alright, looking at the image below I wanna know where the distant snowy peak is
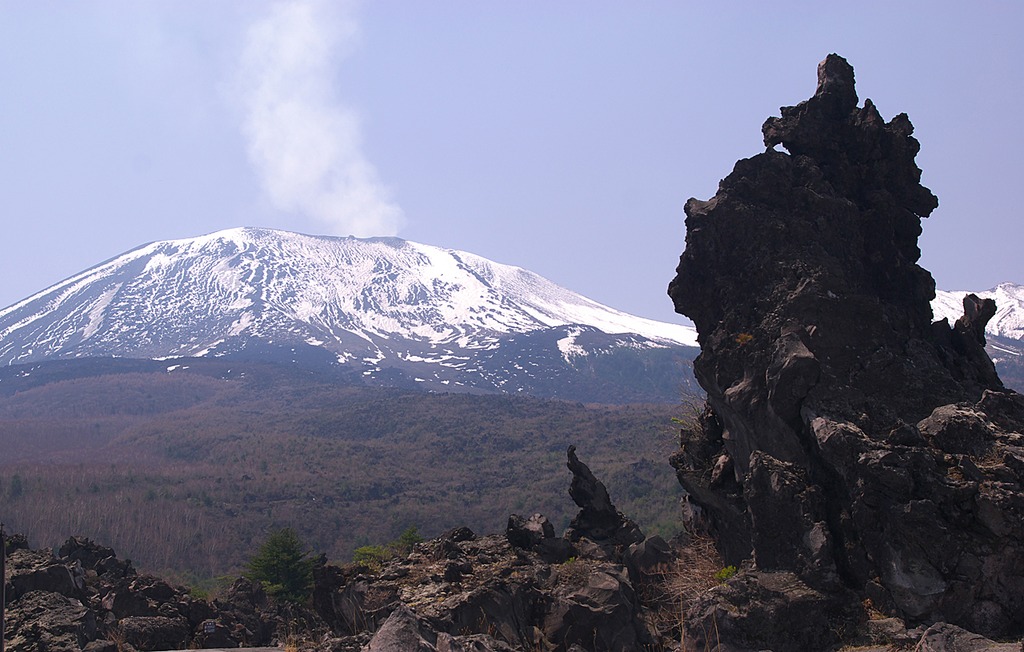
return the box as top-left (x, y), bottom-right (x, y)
top-left (0, 227), bottom-right (696, 368)
top-left (932, 283), bottom-right (1024, 341)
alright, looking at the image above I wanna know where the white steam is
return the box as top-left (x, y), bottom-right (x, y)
top-left (236, 0), bottom-right (404, 236)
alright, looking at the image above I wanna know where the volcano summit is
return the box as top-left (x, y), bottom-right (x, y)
top-left (0, 228), bottom-right (699, 403)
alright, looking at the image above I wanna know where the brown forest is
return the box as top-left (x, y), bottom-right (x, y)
top-left (0, 362), bottom-right (688, 587)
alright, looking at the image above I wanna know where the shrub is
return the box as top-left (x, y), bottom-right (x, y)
top-left (352, 544), bottom-right (389, 568)
top-left (351, 526), bottom-right (423, 570)
top-left (714, 565), bottom-right (737, 582)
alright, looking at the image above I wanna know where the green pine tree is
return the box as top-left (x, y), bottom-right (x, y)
top-left (394, 525), bottom-right (424, 554)
top-left (244, 528), bottom-right (314, 603)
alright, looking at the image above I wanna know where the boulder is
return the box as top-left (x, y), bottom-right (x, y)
top-left (505, 513), bottom-right (572, 563)
top-left (60, 536), bottom-right (116, 571)
top-left (6, 547), bottom-right (84, 599)
top-left (683, 571), bottom-right (860, 652)
top-left (439, 579), bottom-right (543, 649)
top-left (914, 622), bottom-right (1021, 652)
top-left (543, 564), bottom-right (654, 652)
top-left (4, 531), bottom-right (29, 553)
top-left (505, 513), bottom-right (552, 549)
top-left (117, 615), bottom-right (190, 651)
top-left (101, 582), bottom-right (161, 619)
top-left (361, 604), bottom-right (520, 652)
top-left (212, 576), bottom-right (279, 645)
top-left (3, 590), bottom-right (97, 652)
top-left (363, 605), bottom-right (437, 652)
top-left (58, 536), bottom-right (136, 580)
top-left (623, 535), bottom-right (674, 585)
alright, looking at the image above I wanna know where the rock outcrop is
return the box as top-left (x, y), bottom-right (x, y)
top-left (564, 444), bottom-right (645, 550)
top-left (669, 54), bottom-right (1024, 649)
top-left (327, 448), bottom-right (662, 652)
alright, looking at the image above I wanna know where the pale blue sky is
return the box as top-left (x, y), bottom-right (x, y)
top-left (0, 2), bottom-right (1020, 324)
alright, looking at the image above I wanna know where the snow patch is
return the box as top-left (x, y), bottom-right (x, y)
top-left (82, 284), bottom-right (122, 340)
top-left (143, 253), bottom-right (174, 273)
top-left (557, 327), bottom-right (588, 361)
top-left (227, 312), bottom-right (254, 337)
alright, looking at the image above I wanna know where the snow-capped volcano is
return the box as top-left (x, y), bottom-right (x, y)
top-left (0, 228), bottom-right (699, 402)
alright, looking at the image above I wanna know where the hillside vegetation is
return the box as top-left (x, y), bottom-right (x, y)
top-left (0, 359), bottom-right (688, 584)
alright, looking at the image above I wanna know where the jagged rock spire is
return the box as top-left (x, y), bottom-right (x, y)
top-left (668, 55), bottom-right (1023, 648)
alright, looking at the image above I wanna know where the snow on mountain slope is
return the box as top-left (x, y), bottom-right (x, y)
top-left (931, 283), bottom-right (1024, 341)
top-left (0, 228), bottom-right (698, 402)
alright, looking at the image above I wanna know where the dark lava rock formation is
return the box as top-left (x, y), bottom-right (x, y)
top-left (669, 54), bottom-right (1024, 649)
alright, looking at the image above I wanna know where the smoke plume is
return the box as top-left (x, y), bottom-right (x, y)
top-left (237, 0), bottom-right (404, 236)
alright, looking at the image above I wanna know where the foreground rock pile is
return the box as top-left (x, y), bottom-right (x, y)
top-left (3, 449), bottom-right (688, 651)
top-left (669, 54), bottom-right (1024, 650)
top-left (1, 533), bottom-right (321, 651)
top-left (8, 442), bottom-right (1017, 652)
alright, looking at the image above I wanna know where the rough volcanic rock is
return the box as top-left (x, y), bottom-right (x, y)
top-left (622, 534), bottom-right (673, 586)
top-left (304, 451), bottom-right (662, 651)
top-left (505, 513), bottom-right (554, 550)
top-left (1, 534), bottom-right (296, 651)
top-left (564, 445), bottom-right (645, 549)
top-left (59, 536), bottom-right (136, 580)
top-left (210, 576), bottom-right (325, 646)
top-left (6, 547), bottom-right (85, 600)
top-left (914, 622), bottom-right (1022, 652)
top-left (362, 604), bottom-right (520, 652)
top-left (542, 563), bottom-right (653, 651)
top-left (684, 570), bottom-right (860, 652)
top-left (326, 530), bottom-right (655, 652)
top-left (505, 513), bottom-right (572, 563)
top-left (117, 615), bottom-right (190, 651)
top-left (363, 605), bottom-right (438, 652)
top-left (8, 528), bottom-right (625, 651)
top-left (100, 575), bottom-right (183, 619)
top-left (4, 590), bottom-right (97, 652)
top-left (4, 531), bottom-right (30, 553)
top-left (8, 472), bottom-right (1007, 651)
top-left (668, 53), bottom-right (1024, 647)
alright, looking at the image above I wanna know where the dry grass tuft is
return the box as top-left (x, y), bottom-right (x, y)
top-left (665, 532), bottom-right (726, 613)
top-left (633, 531), bottom-right (728, 649)
top-left (556, 556), bottom-right (597, 592)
